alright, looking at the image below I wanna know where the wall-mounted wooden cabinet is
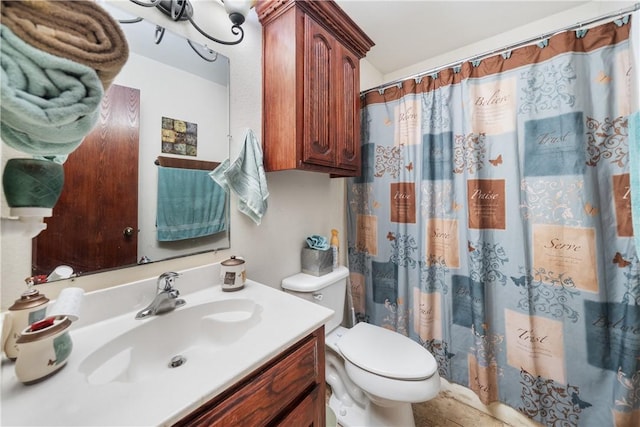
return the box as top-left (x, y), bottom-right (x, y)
top-left (257, 0), bottom-right (374, 177)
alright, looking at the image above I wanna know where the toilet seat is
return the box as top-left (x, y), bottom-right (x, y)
top-left (337, 322), bottom-right (437, 380)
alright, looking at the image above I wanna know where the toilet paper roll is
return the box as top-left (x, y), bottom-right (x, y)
top-left (47, 265), bottom-right (73, 282)
top-left (48, 287), bottom-right (84, 322)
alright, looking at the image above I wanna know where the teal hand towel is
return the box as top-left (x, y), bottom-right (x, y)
top-left (0, 25), bottom-right (104, 157)
top-left (157, 166), bottom-right (228, 241)
top-left (210, 129), bottom-right (269, 225)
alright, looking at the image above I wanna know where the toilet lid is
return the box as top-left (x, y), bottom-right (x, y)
top-left (337, 322), bottom-right (437, 380)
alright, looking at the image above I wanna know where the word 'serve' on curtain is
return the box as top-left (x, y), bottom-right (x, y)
top-left (347, 11), bottom-right (640, 427)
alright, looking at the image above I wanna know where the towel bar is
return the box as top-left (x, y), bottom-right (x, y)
top-left (155, 156), bottom-right (220, 171)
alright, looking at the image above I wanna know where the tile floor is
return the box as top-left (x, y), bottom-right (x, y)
top-left (328, 387), bottom-right (542, 427)
top-left (412, 390), bottom-right (512, 427)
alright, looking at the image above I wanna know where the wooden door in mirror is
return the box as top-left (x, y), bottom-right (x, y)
top-left (32, 84), bottom-right (140, 277)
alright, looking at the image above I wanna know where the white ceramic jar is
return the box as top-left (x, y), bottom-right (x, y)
top-left (220, 255), bottom-right (246, 292)
top-left (15, 316), bottom-right (73, 384)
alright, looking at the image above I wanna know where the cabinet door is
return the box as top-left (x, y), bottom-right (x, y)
top-left (335, 44), bottom-right (360, 174)
top-left (303, 16), bottom-right (336, 168)
top-left (276, 387), bottom-right (323, 427)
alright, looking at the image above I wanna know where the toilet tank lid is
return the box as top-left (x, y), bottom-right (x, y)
top-left (281, 266), bottom-right (349, 292)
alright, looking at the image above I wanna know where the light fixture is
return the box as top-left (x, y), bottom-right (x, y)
top-left (129, 0), bottom-right (255, 45)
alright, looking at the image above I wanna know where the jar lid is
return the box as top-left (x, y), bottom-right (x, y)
top-left (8, 289), bottom-right (49, 311)
top-left (16, 317), bottom-right (72, 344)
top-left (222, 255), bottom-right (245, 266)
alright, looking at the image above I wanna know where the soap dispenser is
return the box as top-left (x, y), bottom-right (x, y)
top-left (2, 288), bottom-right (49, 360)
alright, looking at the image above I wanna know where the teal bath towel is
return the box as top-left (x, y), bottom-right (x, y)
top-left (0, 25), bottom-right (104, 157)
top-left (210, 129), bottom-right (269, 225)
top-left (157, 166), bottom-right (228, 241)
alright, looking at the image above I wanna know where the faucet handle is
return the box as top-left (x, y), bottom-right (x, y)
top-left (157, 271), bottom-right (180, 291)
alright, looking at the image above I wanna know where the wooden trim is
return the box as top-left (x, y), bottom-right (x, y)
top-left (155, 156), bottom-right (220, 171)
top-left (256, 0), bottom-right (375, 58)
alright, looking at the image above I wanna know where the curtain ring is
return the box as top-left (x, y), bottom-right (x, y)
top-left (614, 14), bottom-right (629, 26)
top-left (575, 28), bottom-right (588, 39)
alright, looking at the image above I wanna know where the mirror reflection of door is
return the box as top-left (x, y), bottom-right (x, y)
top-left (32, 84), bottom-right (140, 277)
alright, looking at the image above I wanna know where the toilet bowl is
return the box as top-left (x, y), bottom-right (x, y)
top-left (282, 266), bottom-right (440, 427)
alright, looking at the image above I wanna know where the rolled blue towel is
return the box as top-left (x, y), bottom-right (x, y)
top-left (306, 235), bottom-right (329, 250)
top-left (0, 25), bottom-right (104, 157)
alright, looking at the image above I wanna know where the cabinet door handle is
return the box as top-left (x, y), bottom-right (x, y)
top-left (312, 292), bottom-right (323, 301)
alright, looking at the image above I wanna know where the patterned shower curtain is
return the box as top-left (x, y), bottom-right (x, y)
top-left (346, 14), bottom-right (639, 427)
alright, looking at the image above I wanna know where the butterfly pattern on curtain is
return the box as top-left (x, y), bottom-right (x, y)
top-left (346, 16), bottom-right (639, 427)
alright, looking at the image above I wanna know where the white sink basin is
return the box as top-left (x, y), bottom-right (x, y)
top-left (79, 298), bottom-right (261, 385)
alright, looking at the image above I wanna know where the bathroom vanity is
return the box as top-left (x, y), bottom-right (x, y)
top-left (175, 328), bottom-right (325, 426)
top-left (1, 264), bottom-right (332, 426)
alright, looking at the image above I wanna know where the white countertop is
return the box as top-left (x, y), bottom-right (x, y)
top-left (1, 264), bottom-right (333, 426)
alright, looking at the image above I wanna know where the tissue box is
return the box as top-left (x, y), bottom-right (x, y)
top-left (301, 247), bottom-right (332, 276)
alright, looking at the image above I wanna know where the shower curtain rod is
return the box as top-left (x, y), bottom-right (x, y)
top-left (361, 2), bottom-right (640, 96)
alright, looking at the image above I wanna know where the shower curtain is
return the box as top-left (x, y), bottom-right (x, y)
top-left (346, 14), bottom-right (639, 427)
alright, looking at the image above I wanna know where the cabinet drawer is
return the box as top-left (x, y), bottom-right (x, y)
top-left (174, 334), bottom-right (320, 426)
top-left (276, 386), bottom-right (320, 427)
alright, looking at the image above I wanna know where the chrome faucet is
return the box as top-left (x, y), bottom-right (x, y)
top-left (135, 271), bottom-right (186, 319)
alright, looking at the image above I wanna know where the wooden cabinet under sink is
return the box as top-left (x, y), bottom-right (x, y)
top-left (256, 0), bottom-right (374, 177)
top-left (173, 327), bottom-right (325, 426)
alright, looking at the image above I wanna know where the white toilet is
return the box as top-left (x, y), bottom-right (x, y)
top-left (282, 266), bottom-right (440, 427)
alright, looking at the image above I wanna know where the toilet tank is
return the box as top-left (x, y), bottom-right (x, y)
top-left (281, 266), bottom-right (349, 334)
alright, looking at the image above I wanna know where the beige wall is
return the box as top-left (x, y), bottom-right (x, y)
top-left (2, 1), bottom-right (637, 307)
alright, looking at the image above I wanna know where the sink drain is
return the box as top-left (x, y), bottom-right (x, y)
top-left (169, 355), bottom-right (187, 368)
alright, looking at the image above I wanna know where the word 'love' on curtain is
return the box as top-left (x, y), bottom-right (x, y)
top-left (347, 13), bottom-right (639, 427)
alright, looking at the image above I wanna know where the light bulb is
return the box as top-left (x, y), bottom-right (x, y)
top-left (223, 0), bottom-right (255, 26)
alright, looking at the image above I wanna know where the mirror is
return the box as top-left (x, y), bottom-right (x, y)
top-left (30, 3), bottom-right (230, 282)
